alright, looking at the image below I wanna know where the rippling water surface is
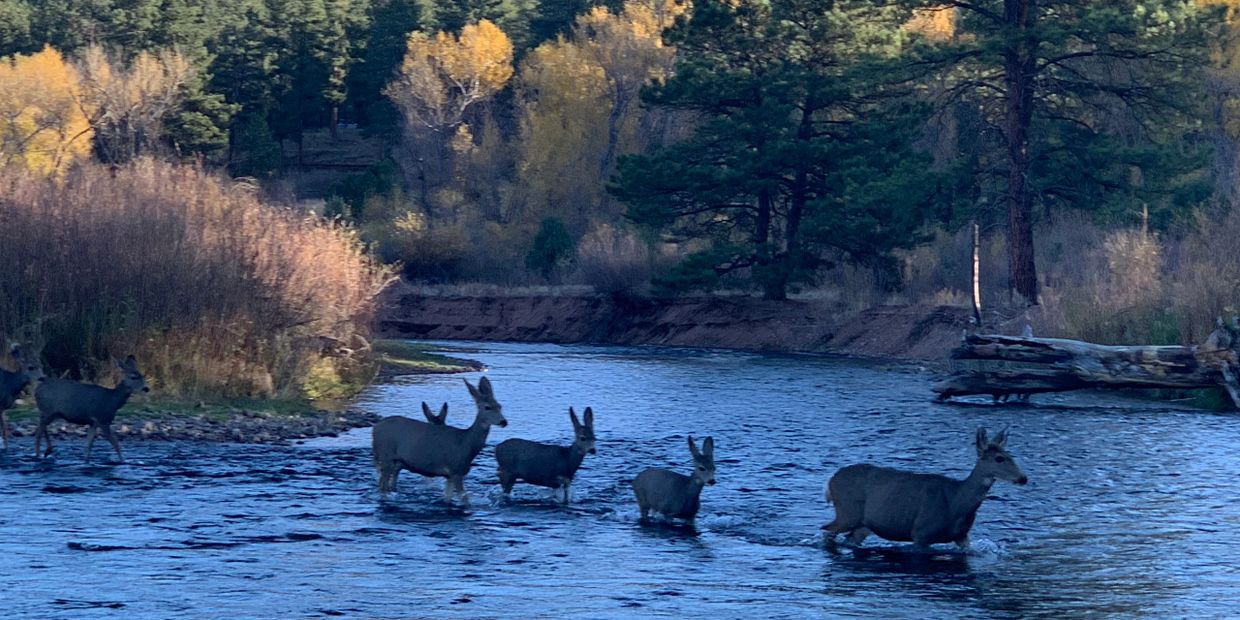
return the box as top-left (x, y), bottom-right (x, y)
top-left (2, 342), bottom-right (1240, 618)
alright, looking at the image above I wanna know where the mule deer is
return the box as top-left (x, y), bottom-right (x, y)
top-left (422, 402), bottom-right (448, 425)
top-left (495, 406), bottom-right (596, 504)
top-left (823, 427), bottom-right (1028, 550)
top-left (371, 377), bottom-right (506, 503)
top-left (33, 355), bottom-right (148, 462)
top-left (1, 344), bottom-right (45, 449)
top-left (632, 436), bottom-right (716, 522)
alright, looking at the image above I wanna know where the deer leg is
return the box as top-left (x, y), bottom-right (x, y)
top-left (562, 480), bottom-right (571, 505)
top-left (83, 423), bottom-right (98, 463)
top-left (845, 527), bottom-right (871, 547)
top-left (102, 425), bottom-right (123, 463)
top-left (955, 535), bottom-right (970, 551)
top-left (35, 416), bottom-right (53, 458)
top-left (1, 411), bottom-right (8, 450)
top-left (454, 477), bottom-right (468, 506)
top-left (497, 468), bottom-right (514, 495)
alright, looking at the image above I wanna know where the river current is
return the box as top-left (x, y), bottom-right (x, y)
top-left (2, 342), bottom-right (1238, 618)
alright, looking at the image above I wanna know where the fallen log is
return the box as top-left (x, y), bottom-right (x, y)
top-left (934, 320), bottom-right (1240, 408)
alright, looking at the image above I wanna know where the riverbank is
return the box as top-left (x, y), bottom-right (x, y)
top-left (377, 284), bottom-right (987, 361)
top-left (3, 340), bottom-right (485, 446)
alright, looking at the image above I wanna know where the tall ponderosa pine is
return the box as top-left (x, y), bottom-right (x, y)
top-left (613, 0), bottom-right (938, 300)
top-left (909, 1), bottom-right (1223, 305)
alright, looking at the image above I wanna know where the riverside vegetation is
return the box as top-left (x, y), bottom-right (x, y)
top-left (4, 0), bottom-right (1240, 424)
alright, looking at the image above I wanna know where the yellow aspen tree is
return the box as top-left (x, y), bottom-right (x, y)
top-left (512, 0), bottom-right (685, 231)
top-left (75, 46), bottom-right (194, 163)
top-left (575, 0), bottom-right (683, 177)
top-left (514, 38), bottom-right (611, 230)
top-left (384, 19), bottom-right (515, 220)
top-left (0, 46), bottom-right (93, 176)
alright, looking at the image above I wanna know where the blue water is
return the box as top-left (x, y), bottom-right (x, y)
top-left (1, 342), bottom-right (1238, 618)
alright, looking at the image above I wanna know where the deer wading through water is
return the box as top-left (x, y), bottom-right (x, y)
top-left (371, 377), bottom-right (506, 503)
top-left (823, 427), bottom-right (1028, 550)
top-left (495, 406), bottom-right (596, 504)
top-left (34, 355), bottom-right (149, 462)
top-left (632, 436), bottom-right (716, 523)
top-left (0, 344), bottom-right (45, 450)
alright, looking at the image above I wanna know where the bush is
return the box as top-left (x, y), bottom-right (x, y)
top-left (0, 159), bottom-right (392, 400)
top-left (525, 217), bottom-right (575, 281)
top-left (576, 224), bottom-right (653, 296)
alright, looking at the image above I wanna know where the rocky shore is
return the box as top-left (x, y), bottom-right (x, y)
top-left (7, 407), bottom-right (383, 445)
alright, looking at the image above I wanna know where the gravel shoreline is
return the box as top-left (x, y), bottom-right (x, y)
top-left (8, 408), bottom-right (383, 445)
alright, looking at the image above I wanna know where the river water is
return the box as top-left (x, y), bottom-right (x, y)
top-left (2, 342), bottom-right (1239, 618)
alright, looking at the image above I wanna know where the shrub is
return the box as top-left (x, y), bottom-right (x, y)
top-left (525, 217), bottom-right (575, 281)
top-left (576, 224), bottom-right (653, 296)
top-left (0, 159), bottom-right (392, 400)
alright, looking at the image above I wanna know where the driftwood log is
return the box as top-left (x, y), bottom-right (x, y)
top-left (934, 319), bottom-right (1240, 408)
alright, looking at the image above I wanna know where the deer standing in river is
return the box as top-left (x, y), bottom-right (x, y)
top-left (823, 427), bottom-right (1027, 550)
top-left (1, 344), bottom-right (45, 449)
top-left (371, 377), bottom-right (506, 503)
top-left (632, 436), bottom-right (716, 522)
top-left (33, 355), bottom-right (148, 462)
top-left (495, 407), bottom-right (596, 504)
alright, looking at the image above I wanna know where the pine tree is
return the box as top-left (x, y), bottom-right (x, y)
top-left (906, 0), bottom-right (1224, 305)
top-left (612, 0), bottom-right (939, 300)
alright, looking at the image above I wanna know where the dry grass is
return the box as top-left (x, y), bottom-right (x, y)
top-left (0, 159), bottom-right (392, 399)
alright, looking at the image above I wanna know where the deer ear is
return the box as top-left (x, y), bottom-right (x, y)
top-left (569, 407), bottom-right (581, 430)
top-left (422, 401), bottom-right (434, 418)
top-left (687, 435), bottom-right (699, 458)
top-left (992, 427), bottom-right (1009, 448)
top-left (702, 436), bottom-right (714, 458)
top-left (976, 427), bottom-right (989, 455)
top-left (478, 376), bottom-right (493, 396)
top-left (583, 407), bottom-right (594, 428)
top-left (438, 403), bottom-right (448, 420)
top-left (464, 379), bottom-right (480, 398)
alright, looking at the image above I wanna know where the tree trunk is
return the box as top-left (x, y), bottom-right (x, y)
top-left (934, 329), bottom-right (1240, 407)
top-left (330, 105), bottom-right (340, 140)
top-left (765, 102), bottom-right (816, 302)
top-left (1003, 0), bottom-right (1039, 305)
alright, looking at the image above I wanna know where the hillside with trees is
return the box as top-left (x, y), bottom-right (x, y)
top-left (2, 0), bottom-right (1240, 396)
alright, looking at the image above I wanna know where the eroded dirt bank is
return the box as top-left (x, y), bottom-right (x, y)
top-left (378, 287), bottom-right (977, 360)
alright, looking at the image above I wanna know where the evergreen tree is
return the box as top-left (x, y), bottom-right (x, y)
top-left (0, 0), bottom-right (33, 56)
top-left (907, 0), bottom-right (1224, 305)
top-left (612, 0), bottom-right (938, 300)
top-left (350, 0), bottom-right (422, 131)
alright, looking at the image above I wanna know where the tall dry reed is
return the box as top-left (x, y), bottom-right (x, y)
top-left (0, 159), bottom-right (392, 399)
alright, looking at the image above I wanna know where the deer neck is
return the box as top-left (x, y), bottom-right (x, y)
top-left (566, 444), bottom-right (588, 473)
top-left (953, 464), bottom-right (995, 517)
top-left (464, 413), bottom-right (493, 456)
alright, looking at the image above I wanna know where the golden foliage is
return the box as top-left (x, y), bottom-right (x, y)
top-left (0, 160), bottom-right (392, 398)
top-left (906, 6), bottom-right (956, 42)
top-left (0, 46), bottom-right (92, 176)
top-left (75, 45), bottom-right (194, 161)
top-left (513, 0), bottom-right (682, 230)
top-left (385, 19), bottom-right (515, 130)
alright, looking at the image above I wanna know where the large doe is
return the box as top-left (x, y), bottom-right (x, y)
top-left (371, 377), bottom-right (506, 503)
top-left (0, 344), bottom-right (45, 450)
top-left (33, 355), bottom-right (149, 462)
top-left (632, 436), bottom-right (716, 523)
top-left (823, 427), bottom-right (1028, 550)
top-left (495, 406), bottom-right (596, 504)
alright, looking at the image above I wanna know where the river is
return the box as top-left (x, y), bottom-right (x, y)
top-left (1, 342), bottom-right (1238, 618)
